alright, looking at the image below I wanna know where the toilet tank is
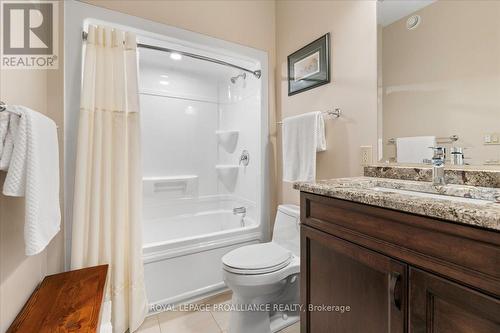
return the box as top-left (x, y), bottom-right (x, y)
top-left (272, 204), bottom-right (300, 256)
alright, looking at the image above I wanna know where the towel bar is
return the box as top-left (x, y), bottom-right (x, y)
top-left (387, 135), bottom-right (458, 145)
top-left (276, 108), bottom-right (341, 125)
top-left (0, 100), bottom-right (59, 129)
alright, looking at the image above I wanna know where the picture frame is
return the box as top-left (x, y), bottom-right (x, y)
top-left (287, 33), bottom-right (330, 96)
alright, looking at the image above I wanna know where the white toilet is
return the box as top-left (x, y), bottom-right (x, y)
top-left (222, 204), bottom-right (300, 333)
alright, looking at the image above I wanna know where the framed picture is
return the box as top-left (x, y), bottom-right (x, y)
top-left (287, 33), bottom-right (330, 96)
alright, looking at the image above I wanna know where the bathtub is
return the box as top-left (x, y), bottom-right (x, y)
top-left (143, 196), bottom-right (261, 311)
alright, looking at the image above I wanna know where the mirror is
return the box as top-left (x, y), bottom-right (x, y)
top-left (377, 0), bottom-right (500, 167)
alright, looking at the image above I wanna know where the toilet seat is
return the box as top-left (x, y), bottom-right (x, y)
top-left (223, 256), bottom-right (300, 287)
top-left (222, 243), bottom-right (292, 275)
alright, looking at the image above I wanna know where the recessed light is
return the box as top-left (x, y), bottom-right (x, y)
top-left (160, 74), bottom-right (169, 78)
top-left (185, 106), bottom-right (195, 115)
top-left (159, 80), bottom-right (170, 85)
top-left (170, 53), bottom-right (182, 60)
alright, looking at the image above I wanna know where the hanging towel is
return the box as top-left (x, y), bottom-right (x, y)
top-left (282, 111), bottom-right (326, 182)
top-left (2, 105), bottom-right (61, 256)
top-left (0, 112), bottom-right (21, 171)
top-left (396, 136), bottom-right (436, 164)
top-left (0, 112), bottom-right (9, 158)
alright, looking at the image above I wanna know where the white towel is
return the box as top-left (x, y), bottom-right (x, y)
top-left (0, 112), bottom-right (9, 157)
top-left (282, 111), bottom-right (326, 182)
top-left (396, 136), bottom-right (436, 164)
top-left (2, 105), bottom-right (61, 256)
top-left (0, 112), bottom-right (20, 171)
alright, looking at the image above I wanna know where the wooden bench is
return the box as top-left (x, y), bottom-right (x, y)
top-left (7, 265), bottom-right (108, 333)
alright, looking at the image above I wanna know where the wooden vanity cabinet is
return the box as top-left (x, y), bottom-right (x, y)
top-left (300, 192), bottom-right (500, 333)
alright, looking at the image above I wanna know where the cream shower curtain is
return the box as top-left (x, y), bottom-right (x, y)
top-left (71, 25), bottom-right (147, 333)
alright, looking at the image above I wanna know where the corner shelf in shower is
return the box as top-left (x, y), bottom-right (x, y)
top-left (215, 165), bottom-right (240, 192)
top-left (216, 130), bottom-right (239, 153)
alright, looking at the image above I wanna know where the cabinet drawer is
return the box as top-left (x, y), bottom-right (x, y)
top-left (301, 192), bottom-right (500, 297)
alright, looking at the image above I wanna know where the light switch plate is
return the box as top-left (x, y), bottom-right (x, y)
top-left (360, 146), bottom-right (373, 166)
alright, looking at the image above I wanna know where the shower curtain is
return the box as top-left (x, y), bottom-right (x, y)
top-left (71, 25), bottom-right (147, 333)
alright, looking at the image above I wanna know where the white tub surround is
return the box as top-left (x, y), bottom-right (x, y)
top-left (70, 25), bottom-right (147, 333)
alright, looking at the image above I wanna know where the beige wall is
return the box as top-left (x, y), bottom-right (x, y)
top-left (380, 0), bottom-right (500, 165)
top-left (276, 0), bottom-right (378, 204)
top-left (0, 1), bottom-right (65, 331)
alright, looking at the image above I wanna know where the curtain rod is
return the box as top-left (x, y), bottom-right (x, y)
top-left (81, 31), bottom-right (261, 79)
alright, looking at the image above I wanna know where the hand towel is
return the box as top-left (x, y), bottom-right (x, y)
top-left (3, 105), bottom-right (61, 256)
top-left (0, 112), bottom-right (20, 171)
top-left (282, 111), bottom-right (326, 182)
top-left (396, 136), bottom-right (436, 164)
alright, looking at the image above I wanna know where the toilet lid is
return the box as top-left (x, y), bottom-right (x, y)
top-left (222, 243), bottom-right (292, 274)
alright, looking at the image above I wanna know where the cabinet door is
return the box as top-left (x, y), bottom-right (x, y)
top-left (301, 225), bottom-right (407, 333)
top-left (409, 268), bottom-right (500, 333)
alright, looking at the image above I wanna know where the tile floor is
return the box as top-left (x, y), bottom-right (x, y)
top-left (137, 291), bottom-right (300, 333)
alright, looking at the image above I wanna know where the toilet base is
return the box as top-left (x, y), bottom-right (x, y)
top-left (227, 274), bottom-right (300, 333)
top-left (228, 295), bottom-right (300, 333)
top-left (229, 294), bottom-right (272, 333)
top-left (228, 308), bottom-right (299, 333)
top-left (270, 314), bottom-right (299, 333)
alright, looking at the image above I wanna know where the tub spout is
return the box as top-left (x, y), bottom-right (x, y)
top-left (233, 207), bottom-right (246, 215)
top-left (233, 207), bottom-right (246, 227)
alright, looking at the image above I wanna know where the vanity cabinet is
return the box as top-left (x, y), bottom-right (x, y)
top-left (300, 192), bottom-right (500, 333)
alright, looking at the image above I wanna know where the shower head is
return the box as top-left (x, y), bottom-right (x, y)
top-left (230, 72), bottom-right (246, 84)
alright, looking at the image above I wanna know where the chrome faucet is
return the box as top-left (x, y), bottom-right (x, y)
top-left (233, 206), bottom-right (246, 227)
top-left (430, 147), bottom-right (446, 186)
top-left (450, 147), bottom-right (466, 165)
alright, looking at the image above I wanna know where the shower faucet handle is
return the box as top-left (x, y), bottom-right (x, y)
top-left (239, 150), bottom-right (250, 166)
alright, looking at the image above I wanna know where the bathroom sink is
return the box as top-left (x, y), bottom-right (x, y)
top-left (371, 186), bottom-right (492, 205)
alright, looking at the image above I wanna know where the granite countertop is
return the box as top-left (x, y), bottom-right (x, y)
top-left (364, 164), bottom-right (500, 188)
top-left (294, 177), bottom-right (500, 231)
